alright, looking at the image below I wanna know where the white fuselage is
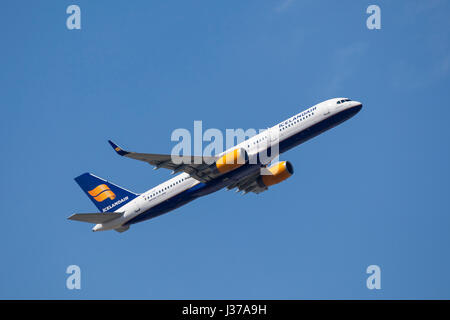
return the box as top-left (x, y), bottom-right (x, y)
top-left (93, 98), bottom-right (362, 231)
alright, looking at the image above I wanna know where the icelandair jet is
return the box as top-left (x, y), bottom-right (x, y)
top-left (69, 98), bottom-right (362, 232)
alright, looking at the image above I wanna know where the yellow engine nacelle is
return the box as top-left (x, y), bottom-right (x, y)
top-left (215, 148), bottom-right (248, 174)
top-left (258, 161), bottom-right (294, 187)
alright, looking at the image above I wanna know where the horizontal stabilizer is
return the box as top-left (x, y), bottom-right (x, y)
top-left (68, 212), bottom-right (123, 224)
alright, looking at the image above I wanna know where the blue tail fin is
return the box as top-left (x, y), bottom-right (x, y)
top-left (74, 173), bottom-right (138, 213)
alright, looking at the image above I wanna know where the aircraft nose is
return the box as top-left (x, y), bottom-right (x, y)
top-left (352, 101), bottom-right (363, 112)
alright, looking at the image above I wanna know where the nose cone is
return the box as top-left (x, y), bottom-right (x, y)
top-left (351, 101), bottom-right (363, 113)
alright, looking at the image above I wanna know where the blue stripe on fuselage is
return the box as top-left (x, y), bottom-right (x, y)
top-left (125, 164), bottom-right (261, 225)
top-left (126, 106), bottom-right (361, 225)
top-left (125, 183), bottom-right (205, 225)
top-left (279, 105), bottom-right (361, 153)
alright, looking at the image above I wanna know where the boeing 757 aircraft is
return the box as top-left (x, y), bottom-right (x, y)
top-left (69, 98), bottom-right (362, 232)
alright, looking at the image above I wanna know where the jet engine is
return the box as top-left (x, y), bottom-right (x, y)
top-left (257, 161), bottom-right (294, 187)
top-left (214, 148), bottom-right (248, 174)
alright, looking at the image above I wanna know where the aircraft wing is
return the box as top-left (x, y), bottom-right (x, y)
top-left (108, 140), bottom-right (219, 182)
top-left (225, 167), bottom-right (272, 194)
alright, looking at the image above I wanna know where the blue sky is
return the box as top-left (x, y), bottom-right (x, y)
top-left (1, 0), bottom-right (449, 299)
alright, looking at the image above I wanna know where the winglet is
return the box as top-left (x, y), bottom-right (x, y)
top-left (108, 140), bottom-right (129, 156)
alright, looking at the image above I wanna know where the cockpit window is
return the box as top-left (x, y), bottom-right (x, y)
top-left (337, 99), bottom-right (352, 104)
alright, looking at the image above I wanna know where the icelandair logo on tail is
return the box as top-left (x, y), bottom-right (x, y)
top-left (88, 184), bottom-right (116, 202)
top-left (101, 196), bottom-right (128, 212)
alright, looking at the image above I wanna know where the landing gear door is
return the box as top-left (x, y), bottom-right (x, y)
top-left (266, 127), bottom-right (280, 163)
top-left (132, 199), bottom-right (141, 214)
top-left (323, 103), bottom-right (331, 116)
top-left (269, 126), bottom-right (280, 146)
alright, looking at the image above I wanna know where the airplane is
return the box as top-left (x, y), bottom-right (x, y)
top-left (69, 98), bottom-right (362, 232)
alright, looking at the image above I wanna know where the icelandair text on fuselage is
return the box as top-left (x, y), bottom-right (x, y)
top-left (279, 106), bottom-right (317, 129)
